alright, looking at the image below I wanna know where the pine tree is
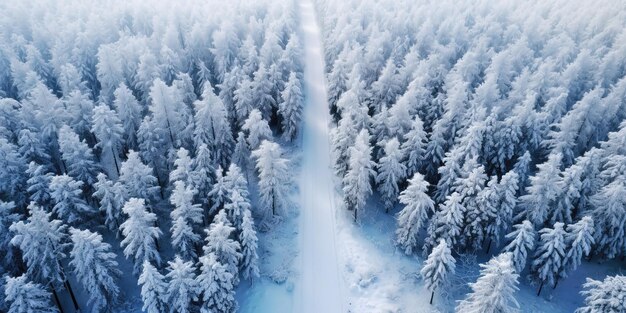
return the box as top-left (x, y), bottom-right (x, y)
top-left (65, 90), bottom-right (94, 139)
top-left (208, 167), bottom-right (229, 215)
top-left (69, 227), bottom-right (121, 313)
top-left (10, 204), bottom-right (68, 285)
top-left (165, 256), bottom-right (199, 313)
top-left (503, 220), bottom-right (536, 273)
top-left (18, 129), bottom-right (51, 168)
top-left (92, 104), bottom-right (124, 175)
top-left (232, 132), bottom-right (251, 172)
top-left (250, 64), bottom-right (276, 119)
top-left (532, 222), bottom-right (567, 294)
top-left (93, 173), bottom-right (126, 231)
top-left (421, 239), bottom-right (456, 305)
top-left (233, 76), bottom-right (255, 125)
top-left (343, 129), bottom-right (375, 221)
top-left (4, 275), bottom-right (58, 313)
top-left (138, 261), bottom-right (167, 313)
top-left (49, 174), bottom-right (94, 224)
top-left (203, 211), bottom-right (242, 283)
top-left (120, 198), bottom-right (162, 273)
top-left (170, 148), bottom-right (193, 186)
top-left (396, 173), bottom-right (434, 255)
top-left (239, 209), bottom-right (260, 281)
top-left (113, 83), bottom-right (142, 150)
top-left (224, 188), bottom-right (251, 233)
top-left (455, 253), bottom-right (520, 313)
top-left (424, 192), bottom-right (465, 252)
top-left (147, 78), bottom-right (193, 149)
top-left (189, 144), bottom-right (215, 208)
top-left (243, 109), bottom-right (272, 150)
top-left (576, 275), bottom-right (626, 313)
top-left (376, 138), bottom-right (407, 212)
top-left (58, 125), bottom-right (100, 186)
top-left (590, 174), bottom-right (626, 258)
top-left (170, 181), bottom-right (203, 260)
top-left (279, 72), bottom-right (303, 141)
top-left (26, 162), bottom-right (52, 206)
top-left (458, 162), bottom-right (488, 250)
top-left (193, 83), bottom-right (234, 167)
top-left (119, 151), bottom-right (160, 201)
top-left (252, 140), bottom-right (290, 218)
top-left (520, 153), bottom-right (563, 226)
top-left (564, 216), bottom-right (595, 272)
top-left (401, 116), bottom-right (428, 177)
top-left (0, 138), bottom-right (28, 206)
top-left (0, 201), bottom-right (20, 270)
top-left (197, 252), bottom-right (237, 313)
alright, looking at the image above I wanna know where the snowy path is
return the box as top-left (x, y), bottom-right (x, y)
top-left (295, 0), bottom-right (346, 312)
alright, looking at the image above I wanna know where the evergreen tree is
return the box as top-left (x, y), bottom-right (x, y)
top-left (590, 174), bottom-right (626, 258)
top-left (120, 198), bottom-right (162, 273)
top-left (65, 90), bottom-right (94, 139)
top-left (239, 209), bottom-right (260, 281)
top-left (279, 72), bottom-right (303, 141)
top-left (170, 181), bottom-right (203, 260)
top-left (189, 144), bottom-right (215, 207)
top-left (165, 256), bottom-right (199, 313)
top-left (193, 83), bottom-right (234, 167)
top-left (396, 173), bottom-right (434, 255)
top-left (138, 261), bottom-right (167, 313)
top-left (69, 227), bottom-right (121, 313)
top-left (421, 239), bottom-right (456, 305)
top-left (250, 64), bottom-right (276, 119)
top-left (147, 78), bottom-right (193, 149)
top-left (92, 104), bottom-right (124, 175)
top-left (424, 192), bottom-right (464, 252)
top-left (503, 220), bottom-right (536, 273)
top-left (532, 222), bottom-right (567, 294)
top-left (119, 151), bottom-right (160, 201)
top-left (26, 162), bottom-right (52, 206)
top-left (0, 138), bottom-right (27, 206)
top-left (93, 173), bottom-right (126, 231)
top-left (242, 109), bottom-right (272, 150)
top-left (400, 116), bottom-right (427, 177)
top-left (0, 201), bottom-right (21, 270)
top-left (58, 125), bottom-right (100, 186)
top-left (49, 174), bottom-right (94, 224)
top-left (520, 153), bottom-right (563, 226)
top-left (232, 132), bottom-right (251, 172)
top-left (343, 129), bottom-right (375, 221)
top-left (170, 148), bottom-right (193, 186)
top-left (197, 252), bottom-right (237, 313)
top-left (10, 204), bottom-right (68, 285)
top-left (203, 211), bottom-right (242, 283)
top-left (4, 275), bottom-right (58, 313)
top-left (564, 216), bottom-right (595, 272)
top-left (376, 138), bottom-right (407, 212)
top-left (252, 140), bottom-right (290, 218)
top-left (18, 129), bottom-right (51, 168)
top-left (208, 167), bottom-right (229, 215)
top-left (455, 253), bottom-right (520, 313)
top-left (576, 275), bottom-right (626, 313)
top-left (113, 83), bottom-right (142, 150)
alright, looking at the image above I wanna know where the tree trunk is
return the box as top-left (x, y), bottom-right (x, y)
top-left (537, 280), bottom-right (544, 296)
top-left (429, 291), bottom-right (435, 305)
top-left (112, 147), bottom-right (120, 176)
top-left (51, 285), bottom-right (64, 313)
top-left (553, 277), bottom-right (559, 289)
top-left (64, 279), bottom-right (79, 311)
top-left (485, 238), bottom-right (492, 254)
top-left (353, 207), bottom-right (357, 222)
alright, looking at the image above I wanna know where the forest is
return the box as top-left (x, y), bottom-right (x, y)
top-left (0, 0), bottom-right (625, 312)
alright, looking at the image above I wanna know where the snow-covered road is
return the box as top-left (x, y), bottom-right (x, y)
top-left (295, 0), bottom-right (346, 312)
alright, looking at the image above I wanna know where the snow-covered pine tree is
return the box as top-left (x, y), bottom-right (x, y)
top-left (520, 153), bottom-right (563, 227)
top-left (203, 210), bottom-right (242, 284)
top-left (65, 90), bottom-right (94, 140)
top-left (26, 162), bottom-right (52, 206)
top-left (252, 140), bottom-right (290, 219)
top-left (457, 161), bottom-right (488, 250)
top-left (532, 222), bottom-right (567, 295)
top-left (576, 274), bottom-right (626, 313)
top-left (250, 64), bottom-right (276, 119)
top-left (224, 188), bottom-right (251, 233)
top-left (93, 173), bottom-right (126, 232)
top-left (146, 78), bottom-right (193, 150)
top-left (455, 253), bottom-right (520, 313)
top-left (0, 138), bottom-right (28, 206)
top-left (113, 83), bottom-right (142, 150)
top-left (239, 209), bottom-right (260, 281)
top-left (343, 129), bottom-right (375, 221)
top-left (400, 116), bottom-right (428, 178)
top-left (396, 172), bottom-right (435, 255)
top-left (18, 129), bottom-right (51, 169)
top-left (138, 261), bottom-right (167, 313)
top-left (564, 216), bottom-right (595, 273)
top-left (10, 204), bottom-right (68, 286)
top-left (590, 173), bottom-right (626, 259)
top-left (193, 83), bottom-right (234, 167)
top-left (197, 252), bottom-right (237, 313)
top-left (232, 132), bottom-right (251, 172)
top-left (233, 76), bottom-right (256, 126)
top-left (208, 166), bottom-right (229, 215)
top-left (170, 148), bottom-right (193, 186)
top-left (92, 103), bottom-right (124, 176)
top-left (120, 198), bottom-right (162, 273)
top-left (0, 201), bottom-right (20, 271)
top-left (503, 220), bottom-right (536, 273)
top-left (170, 181), bottom-right (203, 260)
top-left (119, 150), bottom-right (160, 201)
top-left (4, 275), bottom-right (58, 313)
top-left (189, 144), bottom-right (216, 207)
top-left (424, 192), bottom-right (465, 252)
top-left (49, 174), bottom-right (94, 224)
top-left (69, 227), bottom-right (121, 312)
top-left (279, 71), bottom-right (303, 141)
top-left (58, 125), bottom-right (100, 186)
top-left (421, 239), bottom-right (456, 305)
top-left (513, 151), bottom-right (532, 193)
top-left (243, 109), bottom-right (272, 150)
top-left (376, 138), bottom-right (407, 212)
top-left (165, 256), bottom-right (199, 313)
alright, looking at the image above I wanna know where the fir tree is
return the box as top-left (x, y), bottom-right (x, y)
top-left (26, 162), bottom-right (52, 206)
top-left (193, 83), bottom-right (234, 167)
top-left (120, 198), bottom-right (162, 273)
top-left (49, 174), bottom-right (94, 224)
top-left (58, 125), bottom-right (100, 186)
top-left (421, 239), bottom-right (456, 305)
top-left (197, 252), bottom-right (237, 313)
top-left (138, 261), bottom-right (167, 313)
top-left (252, 140), bottom-right (290, 218)
top-left (576, 275), bottom-right (626, 313)
top-left (170, 181), bottom-right (203, 260)
top-left (93, 173), bottom-right (126, 232)
top-left (564, 216), bottom-right (595, 272)
top-left (425, 192), bottom-right (465, 252)
top-left (69, 227), bottom-right (121, 313)
top-left (170, 148), bottom-right (193, 186)
top-left (4, 275), bottom-right (58, 313)
top-left (279, 71), bottom-right (303, 140)
top-left (376, 138), bottom-right (407, 212)
top-left (503, 220), bottom-right (536, 273)
top-left (113, 83), bottom-right (142, 150)
top-left (401, 116), bottom-right (428, 177)
top-left (243, 109), bottom-right (272, 150)
top-left (232, 132), bottom-right (251, 172)
top-left (119, 151), bottom-right (160, 201)
top-left (532, 222), bottom-right (567, 294)
top-left (590, 174), bottom-right (626, 259)
top-left (208, 167), bottom-right (229, 215)
top-left (203, 211), bottom-right (242, 283)
top-left (189, 144), bottom-right (215, 207)
top-left (92, 104), bottom-right (124, 175)
top-left (343, 129), bottom-right (375, 221)
top-left (396, 173), bottom-right (435, 255)
top-left (520, 153), bottom-right (563, 226)
top-left (165, 256), bottom-right (199, 313)
top-left (239, 209), bottom-right (260, 281)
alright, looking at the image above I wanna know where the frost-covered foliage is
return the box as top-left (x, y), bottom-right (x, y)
top-left (4, 275), bottom-right (58, 313)
top-left (252, 140), bottom-right (290, 218)
top-left (120, 198), bottom-right (162, 273)
top-left (396, 173), bottom-right (434, 255)
top-left (576, 275), bottom-right (626, 313)
top-left (421, 239), bottom-right (455, 304)
top-left (138, 261), bottom-right (167, 313)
